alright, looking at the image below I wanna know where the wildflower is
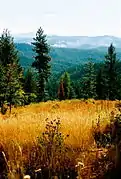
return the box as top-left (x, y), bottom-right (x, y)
top-left (75, 162), bottom-right (84, 168)
top-left (24, 175), bottom-right (31, 179)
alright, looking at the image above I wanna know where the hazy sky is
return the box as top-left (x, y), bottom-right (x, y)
top-left (0, 0), bottom-right (121, 36)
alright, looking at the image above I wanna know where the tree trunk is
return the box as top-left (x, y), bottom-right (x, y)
top-left (10, 102), bottom-right (12, 113)
top-left (115, 143), bottom-right (121, 169)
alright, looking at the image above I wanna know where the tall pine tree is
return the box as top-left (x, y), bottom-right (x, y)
top-left (0, 29), bottom-right (24, 112)
top-left (81, 59), bottom-right (97, 99)
top-left (46, 75), bottom-right (59, 100)
top-left (24, 68), bottom-right (37, 94)
top-left (32, 27), bottom-right (51, 101)
top-left (96, 67), bottom-right (106, 99)
top-left (58, 72), bottom-right (72, 100)
top-left (104, 44), bottom-right (119, 100)
top-left (24, 68), bottom-right (37, 104)
top-left (58, 79), bottom-right (65, 100)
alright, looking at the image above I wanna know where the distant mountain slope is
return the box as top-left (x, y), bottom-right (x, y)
top-left (48, 35), bottom-right (121, 48)
top-left (14, 34), bottom-right (121, 49)
top-left (16, 43), bottom-right (121, 73)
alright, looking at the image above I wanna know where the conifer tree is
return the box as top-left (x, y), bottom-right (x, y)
top-left (104, 44), bottom-right (119, 100)
top-left (24, 68), bottom-right (37, 104)
top-left (58, 79), bottom-right (65, 100)
top-left (0, 29), bottom-right (24, 112)
top-left (58, 72), bottom-right (72, 100)
top-left (69, 85), bottom-right (76, 99)
top-left (32, 27), bottom-right (51, 101)
top-left (63, 72), bottom-right (71, 99)
top-left (81, 59), bottom-right (97, 99)
top-left (96, 67), bottom-right (106, 99)
top-left (0, 65), bottom-right (6, 108)
top-left (46, 75), bottom-right (59, 100)
top-left (73, 80), bottom-right (82, 99)
top-left (5, 63), bottom-right (24, 112)
top-left (24, 68), bottom-right (37, 94)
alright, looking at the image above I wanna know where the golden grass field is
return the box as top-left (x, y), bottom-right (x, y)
top-left (0, 99), bottom-right (119, 177)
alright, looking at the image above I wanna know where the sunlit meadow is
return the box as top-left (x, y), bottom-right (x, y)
top-left (0, 99), bottom-right (119, 178)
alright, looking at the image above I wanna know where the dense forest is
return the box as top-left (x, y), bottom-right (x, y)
top-left (17, 43), bottom-right (121, 73)
top-left (0, 27), bottom-right (121, 113)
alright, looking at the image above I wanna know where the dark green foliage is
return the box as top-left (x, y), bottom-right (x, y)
top-left (0, 30), bottom-right (18, 66)
top-left (32, 27), bottom-right (51, 101)
top-left (19, 42), bottom-right (121, 101)
top-left (62, 72), bottom-right (71, 99)
top-left (46, 75), bottom-right (59, 100)
top-left (58, 72), bottom-right (73, 100)
top-left (58, 79), bottom-right (65, 100)
top-left (24, 93), bottom-right (37, 105)
top-left (81, 59), bottom-right (97, 99)
top-left (5, 63), bottom-right (24, 111)
top-left (69, 85), bottom-right (77, 99)
top-left (24, 68), bottom-right (36, 93)
top-left (1, 29), bottom-right (121, 107)
top-left (0, 65), bottom-right (6, 106)
top-left (16, 43), bottom-right (121, 74)
top-left (0, 29), bottom-right (24, 113)
top-left (24, 68), bottom-right (37, 104)
top-left (104, 44), bottom-right (119, 100)
top-left (0, 65), bottom-right (8, 114)
top-left (96, 67), bottom-right (106, 99)
top-left (96, 44), bottom-right (121, 100)
top-left (72, 80), bottom-right (82, 99)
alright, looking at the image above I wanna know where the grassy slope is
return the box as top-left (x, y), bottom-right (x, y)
top-left (0, 100), bottom-right (118, 148)
top-left (0, 99), bottom-right (119, 178)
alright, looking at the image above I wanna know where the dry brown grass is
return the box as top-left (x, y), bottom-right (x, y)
top-left (0, 99), bottom-right (119, 178)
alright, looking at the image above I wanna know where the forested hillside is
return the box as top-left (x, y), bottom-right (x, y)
top-left (16, 43), bottom-right (121, 73)
top-left (1, 27), bottom-right (121, 108)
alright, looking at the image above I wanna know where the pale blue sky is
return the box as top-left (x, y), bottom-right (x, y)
top-left (0, 0), bottom-right (121, 36)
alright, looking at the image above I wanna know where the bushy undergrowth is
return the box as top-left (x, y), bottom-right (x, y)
top-left (91, 104), bottom-right (121, 179)
top-left (21, 118), bottom-right (77, 179)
